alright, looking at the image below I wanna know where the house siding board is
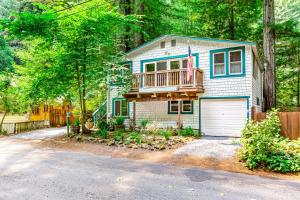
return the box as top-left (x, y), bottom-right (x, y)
top-left (107, 37), bottom-right (259, 129)
top-left (251, 56), bottom-right (263, 112)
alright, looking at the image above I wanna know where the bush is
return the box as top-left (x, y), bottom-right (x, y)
top-left (125, 132), bottom-right (142, 145)
top-left (178, 127), bottom-right (198, 137)
top-left (159, 129), bottom-right (172, 141)
top-left (144, 121), bottom-right (160, 140)
top-left (113, 130), bottom-right (125, 142)
top-left (97, 121), bottom-right (109, 131)
top-left (74, 118), bottom-right (80, 126)
top-left (140, 119), bottom-right (150, 128)
top-left (239, 109), bottom-right (300, 173)
top-left (115, 116), bottom-right (125, 125)
top-left (95, 129), bottom-right (109, 139)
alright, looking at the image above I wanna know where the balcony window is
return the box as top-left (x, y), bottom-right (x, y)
top-left (182, 59), bottom-right (188, 68)
top-left (145, 63), bottom-right (155, 72)
top-left (170, 60), bottom-right (180, 70)
top-left (157, 61), bottom-right (167, 71)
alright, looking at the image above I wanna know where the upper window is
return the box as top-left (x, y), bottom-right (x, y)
top-left (182, 59), bottom-right (188, 68)
top-left (160, 41), bottom-right (165, 48)
top-left (157, 61), bottom-right (167, 71)
top-left (113, 99), bottom-right (128, 117)
top-left (229, 50), bottom-right (242, 74)
top-left (171, 39), bottom-right (176, 47)
top-left (213, 52), bottom-right (225, 76)
top-left (145, 63), bottom-right (155, 72)
top-left (170, 60), bottom-right (180, 70)
top-left (210, 47), bottom-right (245, 78)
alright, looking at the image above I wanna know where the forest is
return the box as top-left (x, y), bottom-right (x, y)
top-left (0, 0), bottom-right (300, 126)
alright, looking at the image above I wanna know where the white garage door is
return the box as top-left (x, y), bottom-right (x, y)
top-left (200, 98), bottom-right (248, 137)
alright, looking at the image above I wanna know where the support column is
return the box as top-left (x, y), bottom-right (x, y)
top-left (177, 100), bottom-right (181, 129)
top-left (133, 100), bottom-right (136, 130)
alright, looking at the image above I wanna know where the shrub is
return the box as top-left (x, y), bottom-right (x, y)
top-left (178, 127), bottom-right (198, 137)
top-left (144, 121), bottom-right (160, 140)
top-left (125, 132), bottom-right (142, 145)
top-left (159, 129), bottom-right (172, 141)
top-left (74, 118), bottom-right (80, 126)
top-left (108, 118), bottom-right (117, 128)
top-left (239, 109), bottom-right (300, 173)
top-left (140, 119), bottom-right (150, 128)
top-left (97, 121), bottom-right (109, 131)
top-left (113, 130), bottom-right (125, 142)
top-left (95, 129), bottom-right (109, 139)
top-left (115, 116), bottom-right (125, 125)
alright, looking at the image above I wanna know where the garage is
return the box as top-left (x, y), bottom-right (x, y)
top-left (200, 97), bottom-right (249, 137)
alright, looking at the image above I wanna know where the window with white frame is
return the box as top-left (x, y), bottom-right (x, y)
top-left (229, 50), bottom-right (242, 74)
top-left (181, 100), bottom-right (192, 113)
top-left (170, 60), bottom-right (180, 70)
top-left (157, 61), bottom-right (167, 71)
top-left (160, 41), bottom-right (165, 48)
top-left (182, 59), bottom-right (188, 68)
top-left (213, 52), bottom-right (225, 76)
top-left (169, 101), bottom-right (179, 113)
top-left (171, 39), bottom-right (176, 47)
top-left (145, 63), bottom-right (155, 72)
top-left (113, 99), bottom-right (128, 116)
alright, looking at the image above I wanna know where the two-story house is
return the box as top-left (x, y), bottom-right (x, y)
top-left (99, 35), bottom-right (263, 137)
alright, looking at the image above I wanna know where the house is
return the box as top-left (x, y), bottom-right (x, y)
top-left (29, 104), bottom-right (73, 127)
top-left (97, 35), bottom-right (264, 137)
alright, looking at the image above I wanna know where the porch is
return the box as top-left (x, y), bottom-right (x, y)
top-left (124, 68), bottom-right (204, 102)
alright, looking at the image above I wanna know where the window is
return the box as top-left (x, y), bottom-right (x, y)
top-left (145, 63), bottom-right (155, 72)
top-left (182, 59), bottom-right (188, 68)
top-left (181, 101), bottom-right (193, 113)
top-left (157, 61), bottom-right (167, 71)
top-left (253, 57), bottom-right (258, 79)
top-left (213, 52), bottom-right (225, 76)
top-left (160, 41), bottom-right (165, 48)
top-left (170, 60), bottom-right (180, 70)
top-left (229, 50), bottom-right (242, 74)
top-left (169, 101), bottom-right (179, 113)
top-left (113, 99), bottom-right (128, 117)
top-left (168, 100), bottom-right (193, 114)
top-left (256, 97), bottom-right (260, 106)
top-left (171, 39), bottom-right (176, 47)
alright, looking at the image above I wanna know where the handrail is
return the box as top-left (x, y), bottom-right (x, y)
top-left (93, 100), bottom-right (107, 127)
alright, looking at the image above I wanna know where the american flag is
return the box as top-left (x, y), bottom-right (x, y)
top-left (187, 46), bottom-right (193, 82)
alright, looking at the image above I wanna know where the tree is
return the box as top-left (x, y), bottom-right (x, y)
top-left (263, 0), bottom-right (276, 110)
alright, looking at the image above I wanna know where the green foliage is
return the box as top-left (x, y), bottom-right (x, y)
top-left (178, 127), bottom-right (198, 137)
top-left (140, 119), bottom-right (150, 128)
top-left (0, 36), bottom-right (14, 72)
top-left (97, 121), bottom-right (109, 131)
top-left (95, 129), bottom-right (108, 139)
top-left (74, 119), bottom-right (80, 127)
top-left (159, 129), bottom-right (172, 141)
top-left (115, 116), bottom-right (125, 126)
top-left (239, 109), bottom-right (300, 173)
top-left (125, 132), bottom-right (142, 145)
top-left (113, 130), bottom-right (125, 142)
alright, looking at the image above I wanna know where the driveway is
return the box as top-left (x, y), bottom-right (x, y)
top-left (0, 137), bottom-right (299, 200)
top-left (175, 136), bottom-right (240, 159)
top-left (11, 127), bottom-right (67, 140)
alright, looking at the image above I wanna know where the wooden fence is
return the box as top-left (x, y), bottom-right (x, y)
top-left (1, 121), bottom-right (45, 134)
top-left (252, 110), bottom-right (300, 140)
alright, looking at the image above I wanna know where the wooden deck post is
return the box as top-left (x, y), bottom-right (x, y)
top-left (133, 100), bottom-right (136, 130)
top-left (178, 100), bottom-right (181, 129)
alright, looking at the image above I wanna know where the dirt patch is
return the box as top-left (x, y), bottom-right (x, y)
top-left (34, 136), bottom-right (300, 180)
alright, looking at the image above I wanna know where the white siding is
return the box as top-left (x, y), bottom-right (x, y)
top-left (251, 55), bottom-right (263, 112)
top-left (107, 37), bottom-right (260, 129)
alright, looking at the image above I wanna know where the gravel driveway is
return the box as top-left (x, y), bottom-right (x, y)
top-left (11, 127), bottom-right (67, 140)
top-left (175, 136), bottom-right (240, 159)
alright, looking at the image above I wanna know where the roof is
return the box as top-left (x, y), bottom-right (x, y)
top-left (126, 35), bottom-right (256, 56)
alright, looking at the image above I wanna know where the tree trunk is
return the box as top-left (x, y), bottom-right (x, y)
top-left (263, 0), bottom-right (276, 111)
top-left (123, 0), bottom-right (131, 52)
top-left (134, 0), bottom-right (144, 46)
top-left (228, 3), bottom-right (235, 40)
top-left (0, 111), bottom-right (7, 132)
top-left (297, 45), bottom-right (300, 107)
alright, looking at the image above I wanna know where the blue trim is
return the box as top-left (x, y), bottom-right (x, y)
top-left (168, 100), bottom-right (194, 114)
top-left (198, 96), bottom-right (250, 133)
top-left (112, 98), bottom-right (129, 117)
top-left (126, 35), bottom-right (256, 55)
top-left (210, 46), bottom-right (246, 79)
top-left (110, 61), bottom-right (133, 86)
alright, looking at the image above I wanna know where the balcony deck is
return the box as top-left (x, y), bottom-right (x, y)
top-left (124, 68), bottom-right (204, 102)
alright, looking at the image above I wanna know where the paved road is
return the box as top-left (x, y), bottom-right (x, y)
top-left (11, 127), bottom-right (67, 140)
top-left (0, 138), bottom-right (299, 200)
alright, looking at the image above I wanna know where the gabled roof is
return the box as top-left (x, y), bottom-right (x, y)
top-left (126, 35), bottom-right (256, 56)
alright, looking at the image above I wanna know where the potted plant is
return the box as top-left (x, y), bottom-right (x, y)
top-left (114, 116), bottom-right (125, 130)
top-left (71, 119), bottom-right (80, 134)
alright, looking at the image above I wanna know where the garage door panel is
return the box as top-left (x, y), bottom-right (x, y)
top-left (201, 98), bottom-right (247, 137)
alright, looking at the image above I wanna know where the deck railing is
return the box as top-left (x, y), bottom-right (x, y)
top-left (130, 68), bottom-right (203, 91)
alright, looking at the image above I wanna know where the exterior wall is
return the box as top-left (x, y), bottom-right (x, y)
top-left (251, 56), bottom-right (263, 112)
top-left (108, 37), bottom-right (260, 129)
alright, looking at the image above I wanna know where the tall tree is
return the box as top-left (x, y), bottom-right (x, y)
top-left (263, 0), bottom-right (276, 110)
